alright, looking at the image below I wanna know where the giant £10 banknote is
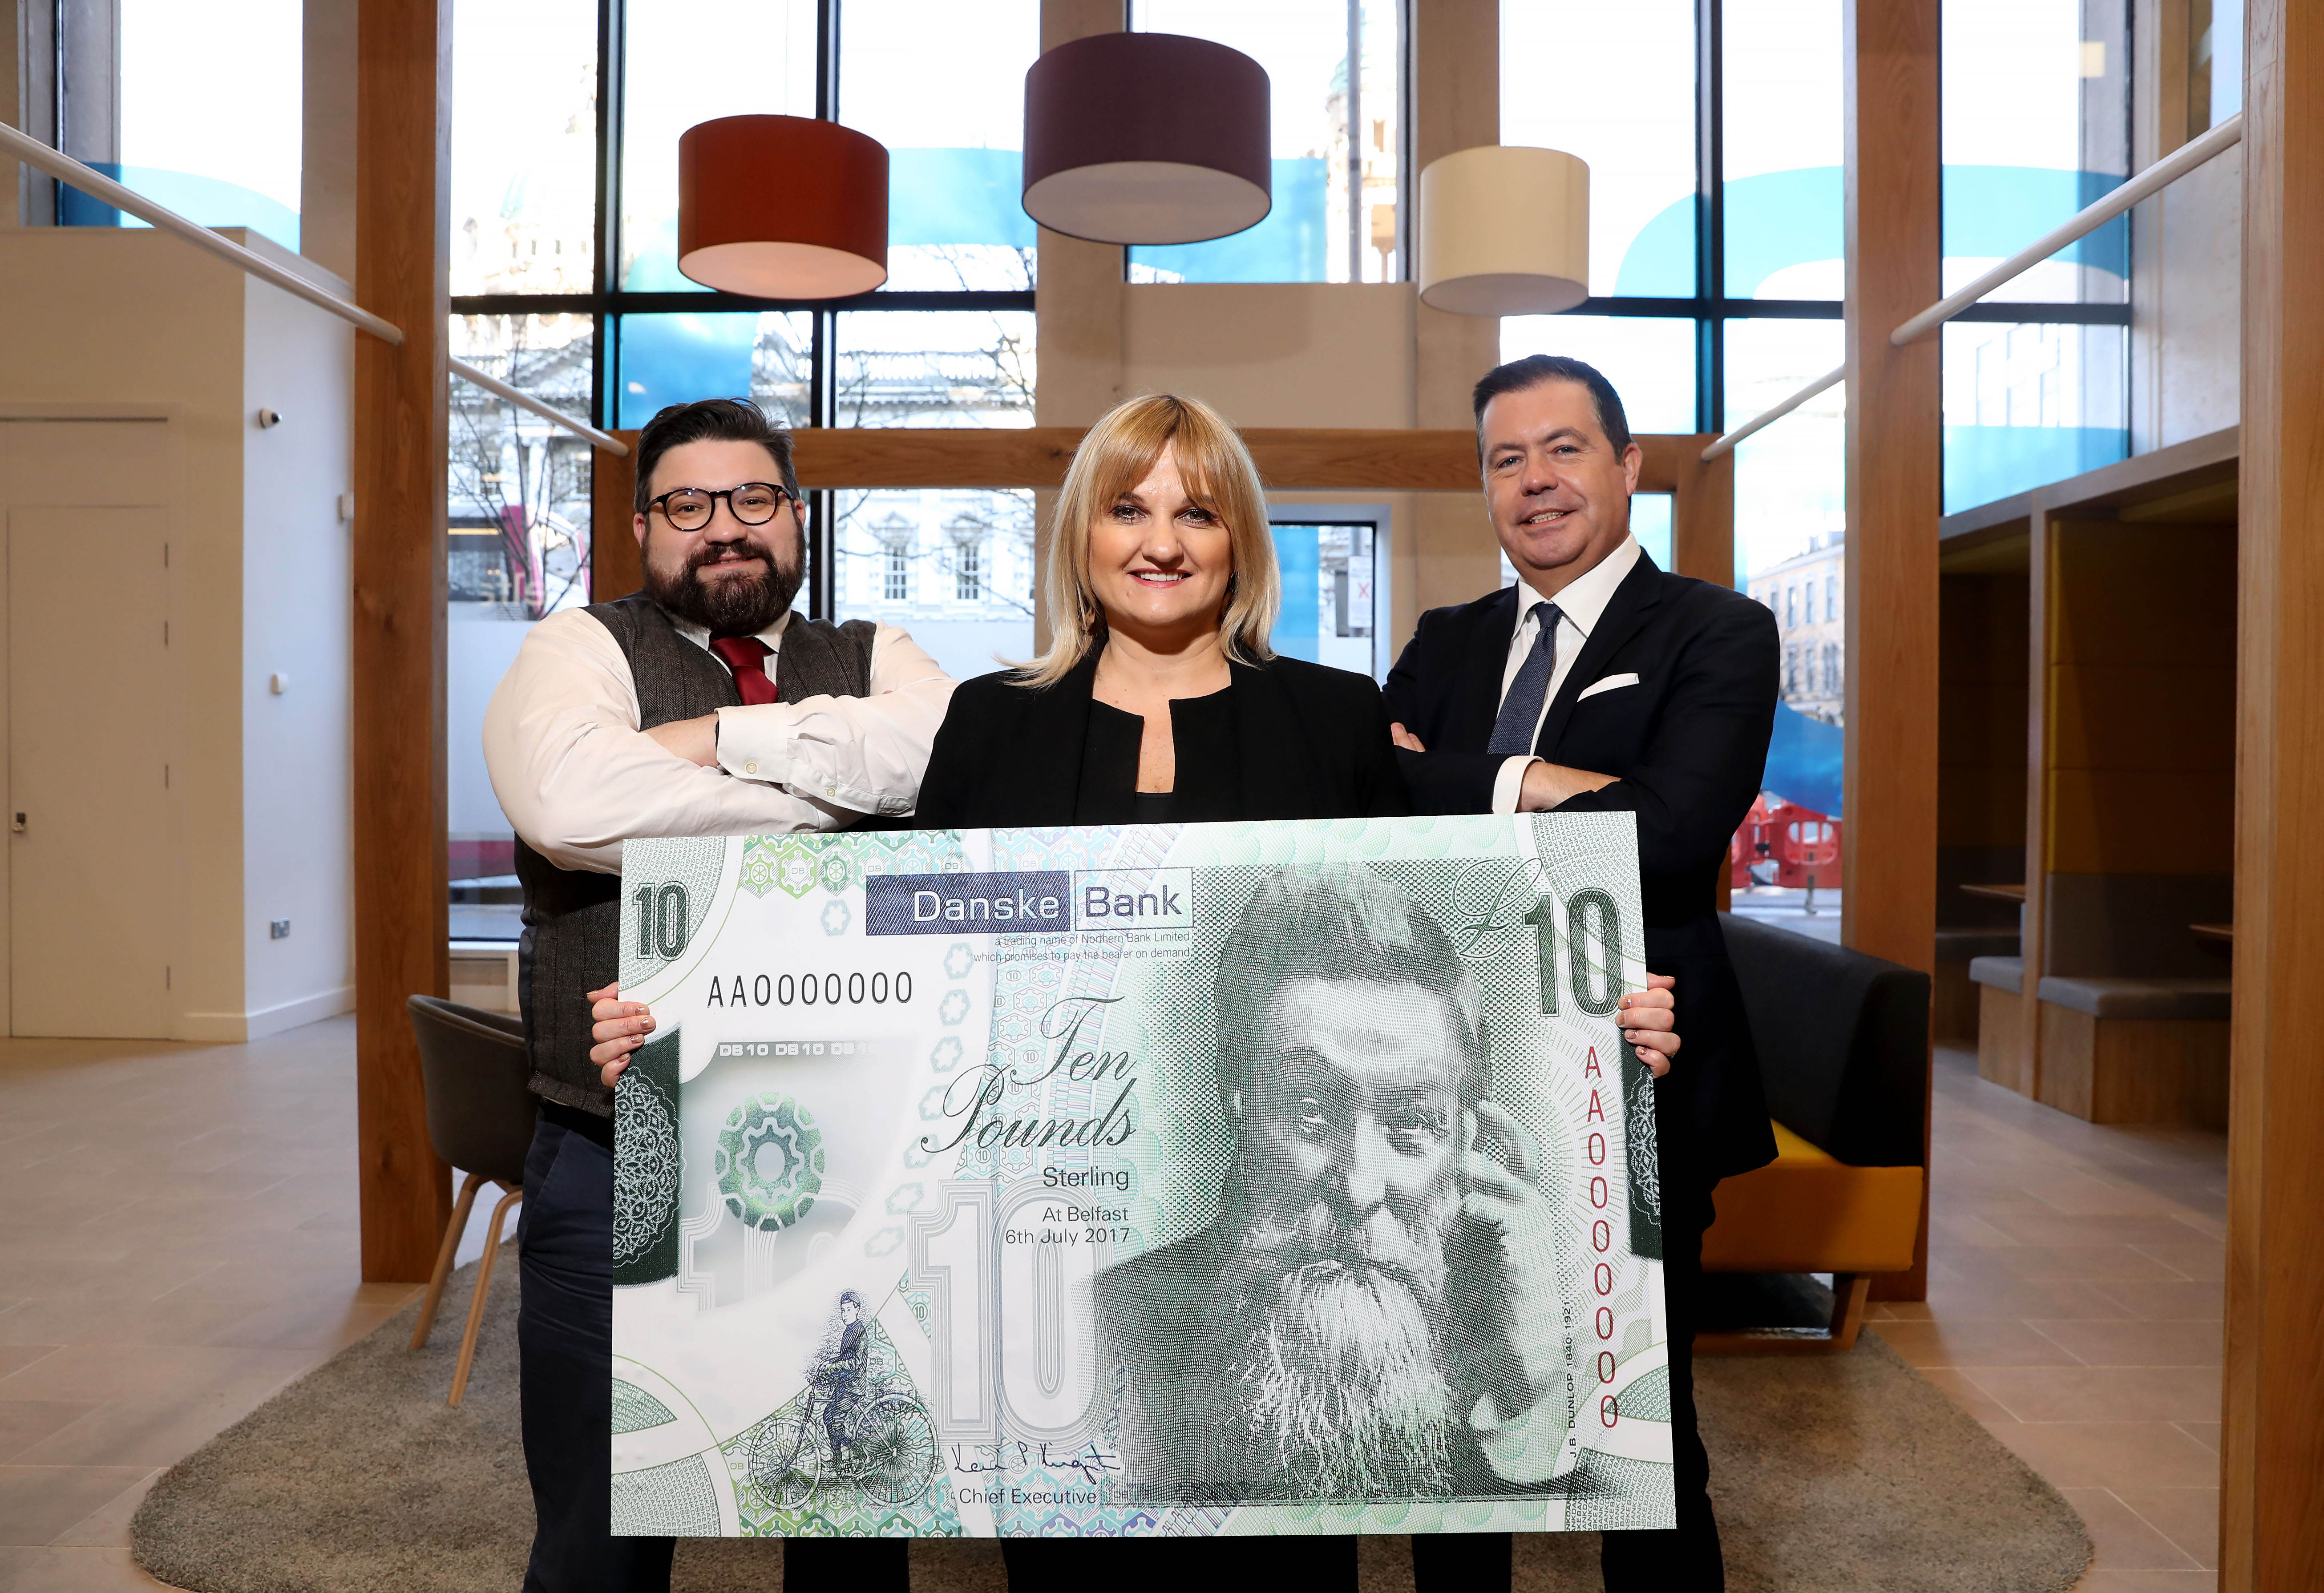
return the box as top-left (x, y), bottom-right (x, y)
top-left (610, 814), bottom-right (1673, 1541)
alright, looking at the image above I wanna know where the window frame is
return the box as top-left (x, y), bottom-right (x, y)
top-left (1512, 0), bottom-right (2132, 437)
top-left (449, 0), bottom-right (1037, 619)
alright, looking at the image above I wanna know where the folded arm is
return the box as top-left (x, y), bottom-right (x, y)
top-left (711, 625), bottom-right (955, 815)
top-left (1383, 613), bottom-right (1509, 814)
top-left (482, 609), bottom-right (858, 875)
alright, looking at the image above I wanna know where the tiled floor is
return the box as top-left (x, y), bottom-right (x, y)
top-left (1865, 1043), bottom-right (2227, 1591)
top-left (0, 1022), bottom-right (2227, 1591)
top-left (0, 1020), bottom-right (428, 1592)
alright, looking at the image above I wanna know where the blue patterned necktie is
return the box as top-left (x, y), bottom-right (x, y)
top-left (1487, 601), bottom-right (1564, 755)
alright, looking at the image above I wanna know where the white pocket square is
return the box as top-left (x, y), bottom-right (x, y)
top-left (1576, 673), bottom-right (1640, 700)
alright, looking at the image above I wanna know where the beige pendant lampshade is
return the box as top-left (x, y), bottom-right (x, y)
top-left (1417, 145), bottom-right (1590, 315)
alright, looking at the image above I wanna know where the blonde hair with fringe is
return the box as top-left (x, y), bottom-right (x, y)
top-left (1017, 393), bottom-right (1280, 688)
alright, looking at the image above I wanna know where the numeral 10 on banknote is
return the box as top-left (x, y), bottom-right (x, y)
top-left (609, 817), bottom-right (1676, 1538)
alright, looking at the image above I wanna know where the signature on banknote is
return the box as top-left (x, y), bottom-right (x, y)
top-left (950, 1440), bottom-right (1125, 1487)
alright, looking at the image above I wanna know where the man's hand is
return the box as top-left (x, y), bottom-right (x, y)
top-left (1621, 972), bottom-right (1680, 1078)
top-left (644, 713), bottom-right (719, 768)
top-left (1517, 758), bottom-right (1619, 811)
top-left (1390, 722), bottom-right (1426, 752)
top-left (1456, 1101), bottom-right (1566, 1421)
top-left (587, 981), bottom-right (655, 1088)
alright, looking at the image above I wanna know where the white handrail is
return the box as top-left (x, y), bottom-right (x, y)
top-left (1701, 365), bottom-right (1843, 461)
top-left (449, 359), bottom-right (629, 456)
top-left (1890, 112), bottom-right (2242, 346)
top-left (1701, 111), bottom-right (2246, 462)
top-left (2, 120), bottom-right (630, 457)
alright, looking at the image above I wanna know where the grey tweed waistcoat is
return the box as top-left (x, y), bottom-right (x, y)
top-left (517, 593), bottom-right (877, 1114)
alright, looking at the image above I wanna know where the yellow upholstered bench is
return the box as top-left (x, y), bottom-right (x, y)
top-left (1698, 1121), bottom-right (1924, 1351)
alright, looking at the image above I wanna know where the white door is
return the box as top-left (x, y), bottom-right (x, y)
top-left (8, 506), bottom-right (177, 1036)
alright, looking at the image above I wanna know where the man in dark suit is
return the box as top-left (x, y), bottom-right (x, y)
top-left (1383, 355), bottom-right (1780, 1592)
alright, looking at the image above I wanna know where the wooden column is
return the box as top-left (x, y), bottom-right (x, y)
top-left (1031, 0), bottom-right (1128, 654)
top-left (1841, 0), bottom-right (1940, 1300)
top-left (1409, 0), bottom-right (1501, 619)
top-left (1666, 444), bottom-right (1734, 589)
top-left (2223, 0), bottom-right (2324, 1581)
top-left (352, 0), bottom-right (452, 1282)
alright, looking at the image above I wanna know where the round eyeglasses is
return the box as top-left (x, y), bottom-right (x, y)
top-left (647, 482), bottom-right (794, 532)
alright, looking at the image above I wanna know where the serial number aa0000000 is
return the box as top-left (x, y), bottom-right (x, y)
top-left (701, 971), bottom-right (914, 1009)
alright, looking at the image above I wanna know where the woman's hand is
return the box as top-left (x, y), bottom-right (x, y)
top-left (1617, 972), bottom-right (1681, 1079)
top-left (588, 981), bottom-right (655, 1089)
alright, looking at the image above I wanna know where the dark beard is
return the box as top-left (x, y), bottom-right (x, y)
top-left (1216, 1201), bottom-right (1459, 1500)
top-left (642, 535), bottom-right (803, 636)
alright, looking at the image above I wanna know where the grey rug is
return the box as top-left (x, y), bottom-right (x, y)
top-left (132, 1253), bottom-right (2090, 1593)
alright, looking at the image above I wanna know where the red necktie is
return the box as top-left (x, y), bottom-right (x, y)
top-left (707, 636), bottom-right (779, 705)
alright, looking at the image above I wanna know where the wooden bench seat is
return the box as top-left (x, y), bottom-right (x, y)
top-left (2033, 976), bottom-right (2230, 1128)
top-left (1968, 954), bottom-right (2028, 1093)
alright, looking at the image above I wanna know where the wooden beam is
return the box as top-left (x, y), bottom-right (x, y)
top-left (352, 0), bottom-right (452, 1283)
top-left (778, 427), bottom-right (1716, 493)
top-left (585, 428), bottom-right (1727, 605)
top-left (1842, 0), bottom-right (1941, 1303)
top-left (2223, 0), bottom-right (2324, 1581)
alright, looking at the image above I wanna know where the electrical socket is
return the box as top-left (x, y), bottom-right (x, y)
top-left (269, 920), bottom-right (291, 940)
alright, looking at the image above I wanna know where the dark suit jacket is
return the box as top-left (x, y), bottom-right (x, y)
top-left (1383, 553), bottom-right (1780, 1179)
top-left (916, 644), bottom-right (1408, 827)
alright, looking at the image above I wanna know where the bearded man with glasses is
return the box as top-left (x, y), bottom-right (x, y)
top-left (484, 397), bottom-right (950, 1593)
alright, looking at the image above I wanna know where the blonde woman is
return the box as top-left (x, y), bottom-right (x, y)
top-left (913, 392), bottom-right (1404, 826)
top-left (911, 394), bottom-right (1680, 1589)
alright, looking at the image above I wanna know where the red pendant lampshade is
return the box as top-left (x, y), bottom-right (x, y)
top-left (1022, 32), bottom-right (1271, 246)
top-left (678, 114), bottom-right (889, 298)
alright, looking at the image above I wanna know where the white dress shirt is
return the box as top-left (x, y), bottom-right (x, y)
top-left (1489, 536), bottom-right (1642, 815)
top-left (483, 607), bottom-right (954, 875)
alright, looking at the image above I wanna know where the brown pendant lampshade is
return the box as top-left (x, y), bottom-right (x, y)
top-left (1022, 32), bottom-right (1271, 246)
top-left (678, 114), bottom-right (889, 298)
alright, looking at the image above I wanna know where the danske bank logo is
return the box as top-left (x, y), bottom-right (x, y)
top-left (864, 869), bottom-right (1194, 936)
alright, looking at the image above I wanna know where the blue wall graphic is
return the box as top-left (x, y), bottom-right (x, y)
top-left (1762, 701), bottom-right (1845, 819)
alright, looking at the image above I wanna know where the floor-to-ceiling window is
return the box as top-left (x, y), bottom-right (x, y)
top-left (1126, 0), bottom-right (1404, 284)
top-left (444, 0), bottom-right (1041, 933)
top-left (1501, 0), bottom-right (2130, 858)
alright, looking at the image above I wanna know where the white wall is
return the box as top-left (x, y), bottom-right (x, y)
top-left (238, 238), bottom-right (354, 1036)
top-left (0, 223), bottom-right (355, 1039)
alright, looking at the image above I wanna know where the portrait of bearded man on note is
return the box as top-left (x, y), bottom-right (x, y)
top-left (1095, 867), bottom-right (1580, 1503)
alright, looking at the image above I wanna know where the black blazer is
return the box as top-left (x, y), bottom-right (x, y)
top-left (1383, 552), bottom-right (1782, 1179)
top-left (917, 645), bottom-right (1407, 828)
